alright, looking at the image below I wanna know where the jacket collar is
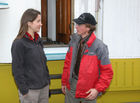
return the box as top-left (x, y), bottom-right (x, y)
top-left (24, 32), bottom-right (39, 42)
top-left (86, 32), bottom-right (96, 47)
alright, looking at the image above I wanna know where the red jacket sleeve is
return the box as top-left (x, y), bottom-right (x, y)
top-left (61, 47), bottom-right (72, 86)
top-left (95, 46), bottom-right (113, 92)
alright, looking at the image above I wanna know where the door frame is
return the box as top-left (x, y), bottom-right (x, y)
top-left (41, 0), bottom-right (48, 39)
top-left (41, 0), bottom-right (74, 42)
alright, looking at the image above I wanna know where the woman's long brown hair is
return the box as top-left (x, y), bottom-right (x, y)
top-left (15, 9), bottom-right (41, 40)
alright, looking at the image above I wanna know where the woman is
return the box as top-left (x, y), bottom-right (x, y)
top-left (11, 9), bottom-right (50, 103)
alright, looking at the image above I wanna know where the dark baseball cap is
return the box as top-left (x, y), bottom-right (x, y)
top-left (73, 13), bottom-right (97, 25)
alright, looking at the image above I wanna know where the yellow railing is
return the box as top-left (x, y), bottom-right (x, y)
top-left (109, 59), bottom-right (140, 91)
top-left (0, 58), bottom-right (140, 103)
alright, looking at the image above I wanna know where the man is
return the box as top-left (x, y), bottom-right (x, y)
top-left (61, 13), bottom-right (113, 103)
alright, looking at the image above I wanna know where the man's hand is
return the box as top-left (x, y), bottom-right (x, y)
top-left (62, 85), bottom-right (66, 94)
top-left (85, 89), bottom-right (99, 100)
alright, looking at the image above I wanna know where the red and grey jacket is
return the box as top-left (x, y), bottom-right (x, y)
top-left (61, 32), bottom-right (113, 98)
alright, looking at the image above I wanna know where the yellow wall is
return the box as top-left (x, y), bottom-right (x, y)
top-left (0, 59), bottom-right (140, 103)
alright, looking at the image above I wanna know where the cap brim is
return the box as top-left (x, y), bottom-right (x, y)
top-left (73, 18), bottom-right (85, 25)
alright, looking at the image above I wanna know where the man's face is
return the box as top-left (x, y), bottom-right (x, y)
top-left (75, 24), bottom-right (90, 36)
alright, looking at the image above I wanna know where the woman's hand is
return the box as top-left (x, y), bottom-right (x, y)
top-left (23, 94), bottom-right (28, 98)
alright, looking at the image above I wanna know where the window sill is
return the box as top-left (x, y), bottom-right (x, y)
top-left (44, 46), bottom-right (68, 61)
top-left (0, 3), bottom-right (9, 9)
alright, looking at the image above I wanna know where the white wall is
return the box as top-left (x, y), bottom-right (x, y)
top-left (74, 0), bottom-right (96, 18)
top-left (0, 0), bottom-right (41, 63)
top-left (1, 0), bottom-right (140, 63)
top-left (103, 0), bottom-right (140, 58)
top-left (74, 0), bottom-right (96, 33)
top-left (48, 0), bottom-right (56, 41)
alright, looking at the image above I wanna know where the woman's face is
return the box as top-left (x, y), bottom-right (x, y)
top-left (28, 14), bottom-right (42, 33)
